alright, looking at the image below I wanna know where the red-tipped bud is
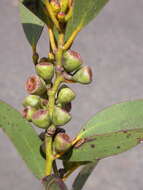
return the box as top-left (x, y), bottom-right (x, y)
top-left (57, 12), bottom-right (65, 22)
top-left (35, 62), bottom-right (54, 81)
top-left (22, 107), bottom-right (36, 122)
top-left (23, 95), bottom-right (41, 108)
top-left (57, 85), bottom-right (76, 104)
top-left (63, 50), bottom-right (82, 72)
top-left (52, 106), bottom-right (71, 126)
top-left (25, 75), bottom-right (47, 95)
top-left (32, 109), bottom-right (51, 129)
top-left (54, 133), bottom-right (72, 153)
top-left (72, 66), bottom-right (92, 84)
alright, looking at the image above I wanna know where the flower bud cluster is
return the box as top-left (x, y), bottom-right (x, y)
top-left (22, 49), bottom-right (92, 154)
top-left (22, 54), bottom-right (76, 129)
top-left (50, 0), bottom-right (73, 23)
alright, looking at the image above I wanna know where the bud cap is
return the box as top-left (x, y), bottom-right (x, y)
top-left (57, 85), bottom-right (76, 104)
top-left (25, 75), bottom-right (47, 95)
top-left (52, 106), bottom-right (71, 126)
top-left (63, 50), bottom-right (82, 72)
top-left (32, 109), bottom-right (51, 129)
top-left (36, 62), bottom-right (54, 81)
top-left (73, 66), bottom-right (92, 84)
top-left (57, 12), bottom-right (65, 22)
top-left (54, 133), bottom-right (72, 153)
top-left (23, 95), bottom-right (41, 108)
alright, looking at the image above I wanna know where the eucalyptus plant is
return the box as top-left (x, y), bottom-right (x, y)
top-left (0, 0), bottom-right (143, 189)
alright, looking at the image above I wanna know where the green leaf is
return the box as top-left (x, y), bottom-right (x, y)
top-left (80, 99), bottom-right (143, 137)
top-left (65, 0), bottom-right (109, 40)
top-left (0, 101), bottom-right (45, 179)
top-left (72, 161), bottom-right (99, 190)
top-left (62, 161), bottom-right (90, 179)
top-left (61, 100), bottom-right (143, 162)
top-left (19, 1), bottom-right (44, 47)
top-left (63, 161), bottom-right (90, 173)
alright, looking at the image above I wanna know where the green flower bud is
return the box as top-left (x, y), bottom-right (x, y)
top-left (22, 107), bottom-right (36, 122)
top-left (51, 0), bottom-right (61, 15)
top-left (63, 50), bottom-right (82, 72)
top-left (54, 133), bottom-right (72, 153)
top-left (57, 12), bottom-right (65, 22)
top-left (35, 62), bottom-right (54, 81)
top-left (32, 109), bottom-right (51, 129)
top-left (57, 85), bottom-right (76, 104)
top-left (23, 95), bottom-right (41, 108)
top-left (52, 106), bottom-right (71, 126)
top-left (72, 66), bottom-right (92, 84)
top-left (25, 75), bottom-right (47, 95)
